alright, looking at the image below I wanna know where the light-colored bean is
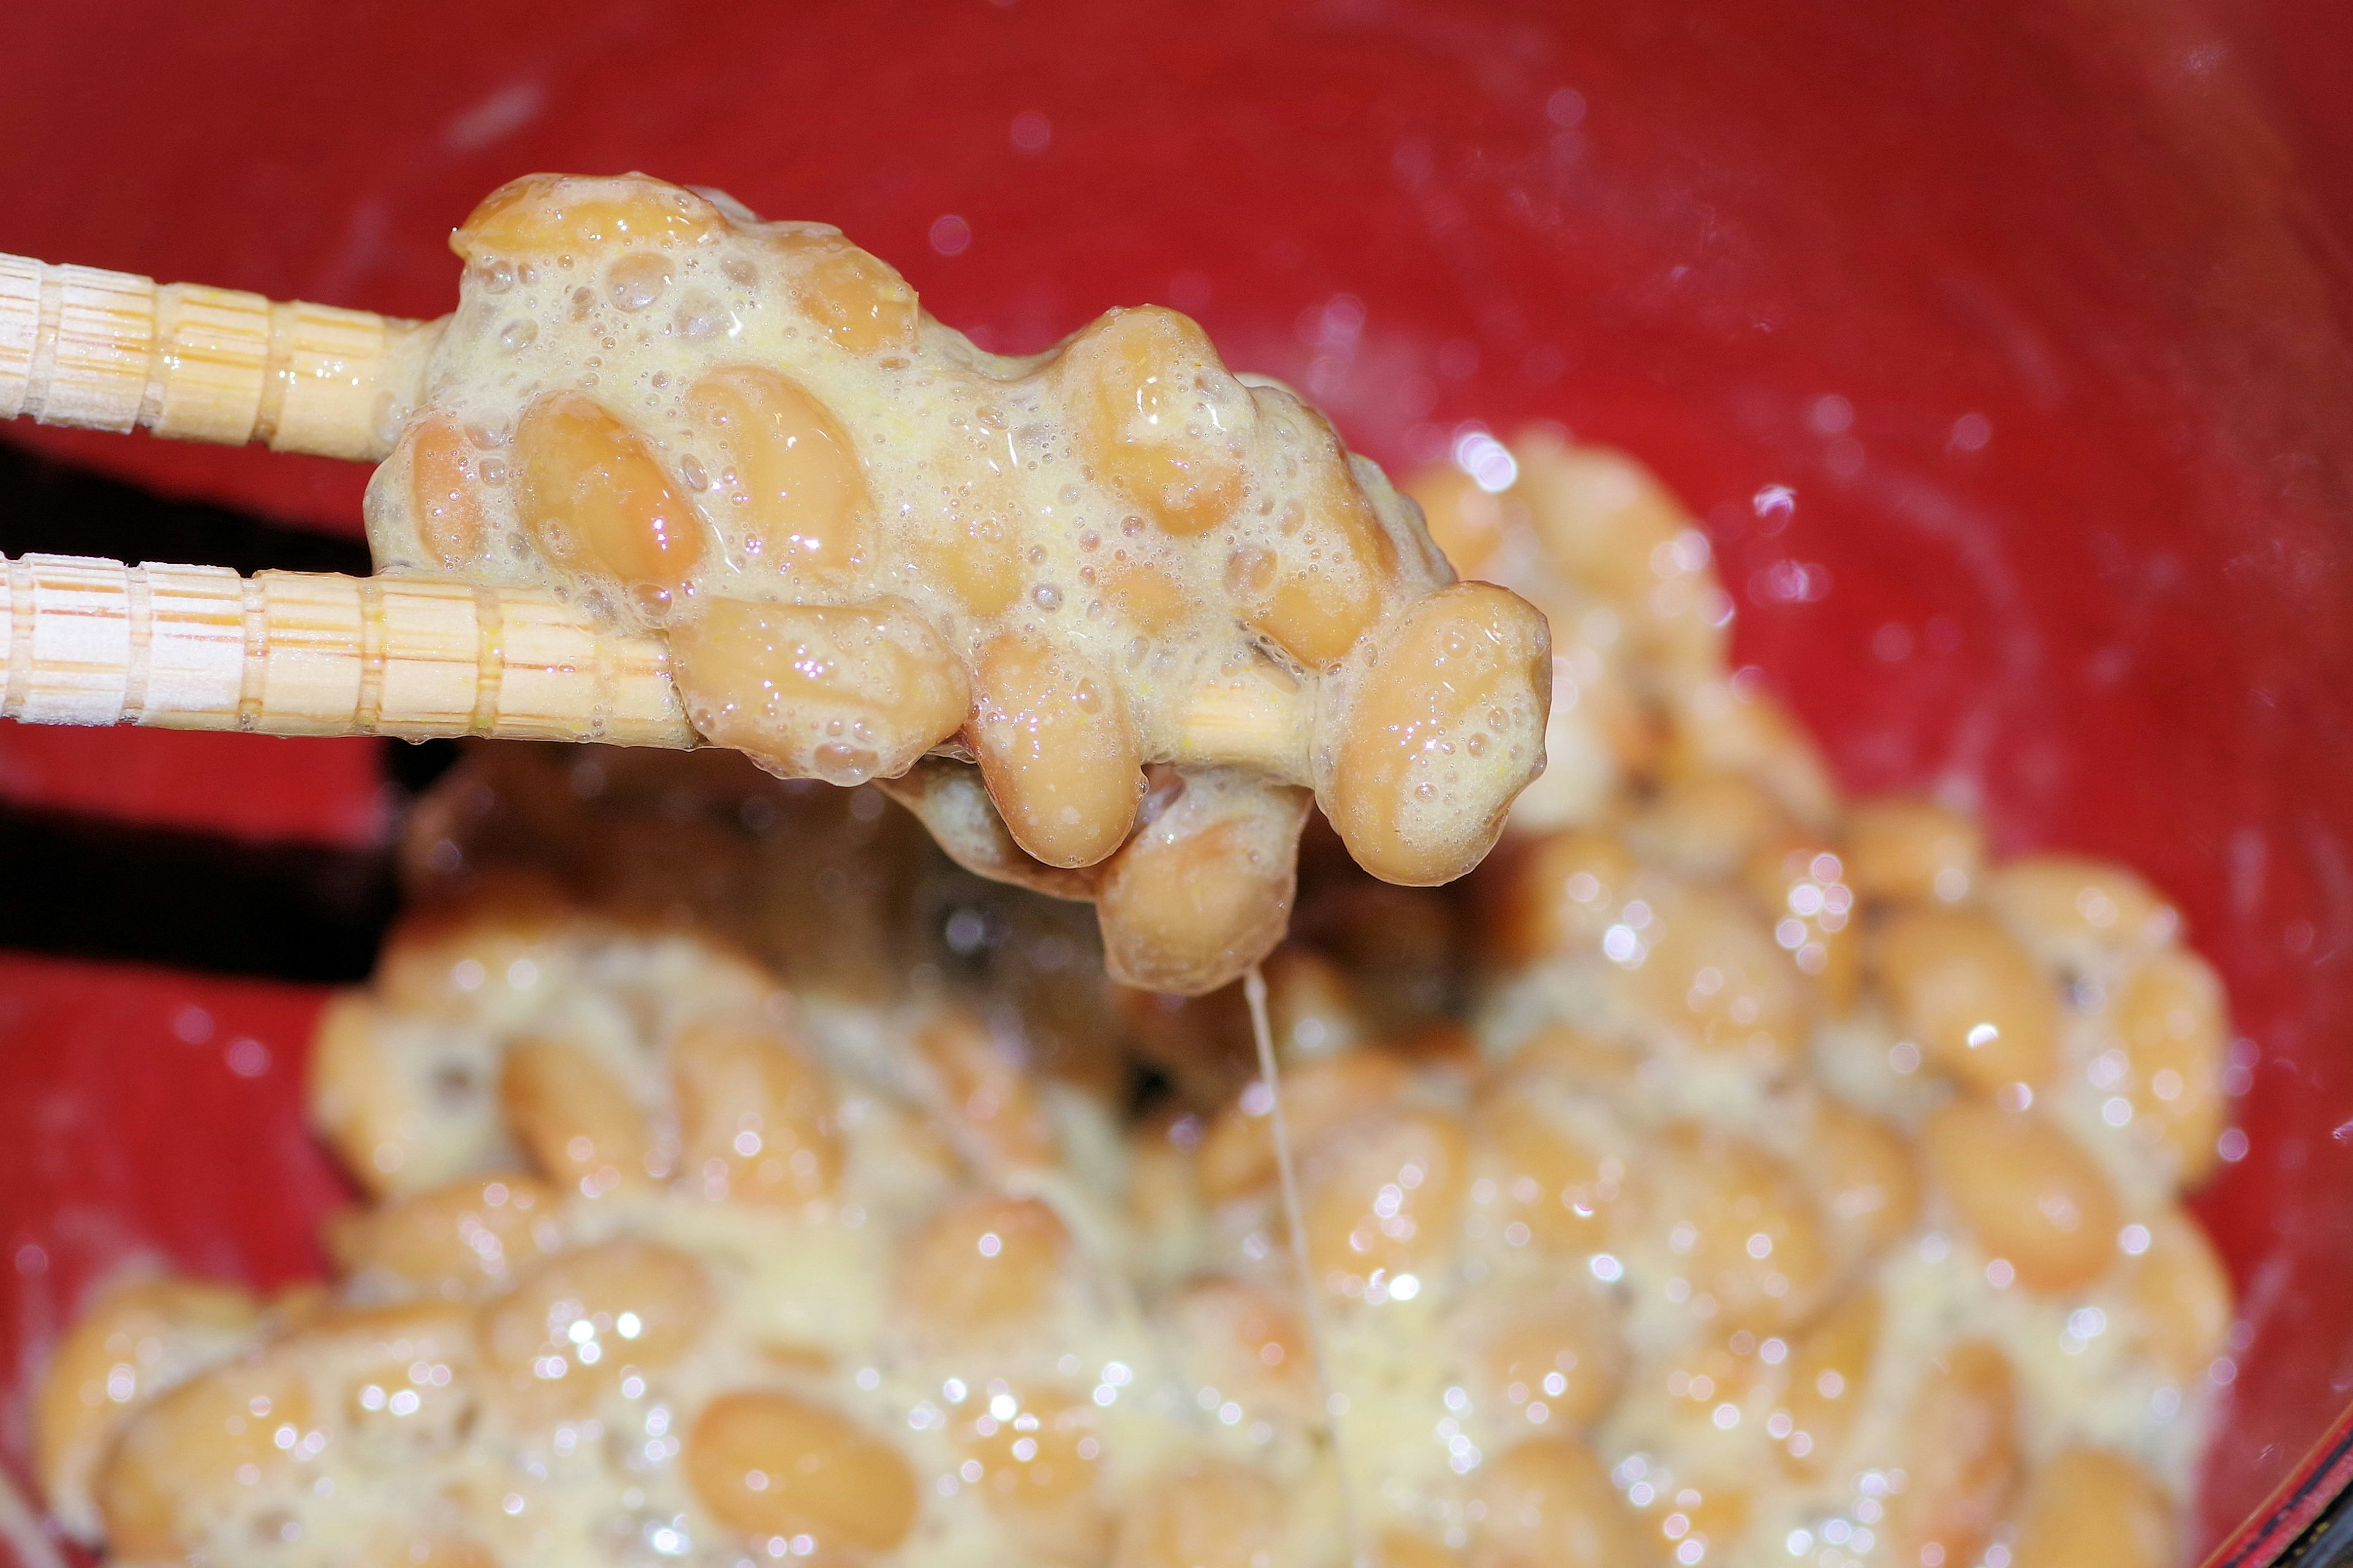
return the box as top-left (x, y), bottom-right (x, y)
top-left (1382, 1529), bottom-right (1468, 1568)
top-left (498, 1035), bottom-right (655, 1196)
top-left (1643, 1123), bottom-right (1833, 1331)
top-left (403, 415), bottom-right (486, 568)
top-left (1657, 678), bottom-right (1839, 831)
top-left (1984, 854), bottom-right (2178, 964)
top-left (954, 1382), bottom-right (1109, 1558)
top-left (324, 1172), bottom-right (564, 1298)
top-left (1263, 944), bottom-right (1371, 1063)
top-left (2009, 1447), bottom-right (2178, 1568)
top-left (1469, 1438), bottom-right (1654, 1568)
top-left (1844, 795), bottom-right (1984, 905)
top-left (1231, 385), bottom-right (1399, 666)
top-left (1064, 305), bottom-right (1251, 536)
top-left (1877, 906), bottom-right (2059, 1091)
top-left (1923, 1101), bottom-right (2121, 1293)
top-left (453, 172), bottom-right (725, 262)
top-left (96, 1353), bottom-right (316, 1561)
top-left (1404, 463), bottom-right (1518, 581)
top-left (1620, 884), bottom-right (1809, 1073)
top-left (1325, 581), bottom-right (1553, 887)
top-left (897, 1194), bottom-right (1073, 1344)
top-left (1112, 1458), bottom-right (1286, 1568)
top-left (1741, 834), bottom-right (1861, 1011)
top-left (1197, 1050), bottom-right (1413, 1203)
top-left (1469, 1088), bottom-right (1639, 1257)
top-left (1164, 1277), bottom-right (1321, 1435)
top-left (476, 1240), bottom-right (716, 1420)
top-left (672, 1017), bottom-right (842, 1203)
top-left (1509, 433), bottom-right (1724, 676)
top-left (1477, 1295), bottom-right (1626, 1436)
top-left (773, 230), bottom-right (922, 357)
top-left (514, 391), bottom-right (707, 619)
top-left (1624, 773), bottom-right (1790, 884)
top-left (684, 364), bottom-right (871, 580)
top-left (971, 631), bottom-right (1145, 868)
top-left (913, 1009), bottom-right (1056, 1173)
top-left (685, 1388), bottom-right (919, 1550)
top-left (1302, 1108), bottom-right (1471, 1295)
top-left (1490, 829), bottom-right (1639, 964)
top-left (672, 595), bottom-right (969, 787)
top-left (298, 1301), bottom-right (478, 1465)
top-left (307, 991), bottom-right (504, 1199)
top-left (2112, 947), bottom-right (2227, 1184)
top-left (2126, 1209), bottom-right (2233, 1387)
top-left (1771, 1286), bottom-right (1878, 1478)
top-left (34, 1276), bottom-right (262, 1537)
top-left (1881, 1340), bottom-right (2020, 1568)
top-left (1093, 771), bottom-right (1312, 995)
top-left (1804, 1099), bottom-right (1920, 1276)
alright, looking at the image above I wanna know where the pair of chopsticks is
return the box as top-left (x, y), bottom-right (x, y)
top-left (0, 251), bottom-right (689, 744)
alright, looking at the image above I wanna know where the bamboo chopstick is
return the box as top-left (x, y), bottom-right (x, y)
top-left (0, 253), bottom-right (442, 461)
top-left (0, 553), bottom-right (691, 745)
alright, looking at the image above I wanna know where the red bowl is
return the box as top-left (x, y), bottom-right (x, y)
top-left (4, 2), bottom-right (2352, 1561)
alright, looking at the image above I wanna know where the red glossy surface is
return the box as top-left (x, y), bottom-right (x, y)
top-left (2, 1), bottom-right (2351, 1558)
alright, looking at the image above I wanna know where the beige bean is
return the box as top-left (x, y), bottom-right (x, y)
top-left (453, 172), bottom-right (727, 262)
top-left (1877, 906), bottom-right (2059, 1091)
top-left (1064, 305), bottom-right (1252, 536)
top-left (1509, 432), bottom-right (1724, 677)
top-left (1984, 854), bottom-right (2178, 964)
top-left (1301, 1108), bottom-right (1470, 1294)
top-left (1620, 884), bottom-right (1809, 1073)
top-left (1232, 385), bottom-right (1400, 667)
top-left (971, 631), bottom-right (1145, 868)
top-left (1882, 1341), bottom-right (2020, 1568)
top-left (498, 1035), bottom-right (655, 1195)
top-left (1403, 463), bottom-right (1520, 581)
top-left (1772, 1286), bottom-right (1879, 1478)
top-left (1094, 770), bottom-right (1313, 995)
top-left (1470, 1439), bottom-right (1654, 1568)
top-left (477, 1240), bottom-right (716, 1420)
top-left (672, 595), bottom-right (969, 787)
top-left (96, 1353), bottom-right (317, 1561)
top-left (324, 1172), bottom-right (564, 1298)
top-left (35, 1276), bottom-right (262, 1536)
top-left (1469, 1088), bottom-right (1639, 1257)
top-left (672, 1017), bottom-right (842, 1203)
top-left (402, 415), bottom-right (487, 569)
top-left (1845, 795), bottom-right (1984, 904)
top-left (913, 1008), bottom-right (1056, 1173)
top-left (1197, 1050), bottom-right (1414, 1203)
top-left (1741, 833), bottom-right (1862, 1011)
top-left (1804, 1099), bottom-right (1920, 1276)
top-left (686, 1389), bottom-right (919, 1550)
top-left (684, 364), bottom-right (871, 580)
top-left (2112, 947), bottom-right (2228, 1184)
top-left (953, 1382), bottom-right (1110, 1559)
top-left (514, 391), bottom-right (707, 621)
top-left (2126, 1209), bottom-right (2233, 1387)
top-left (1163, 1277), bottom-right (1322, 1434)
top-left (1477, 1293), bottom-right (1627, 1437)
top-left (1923, 1101), bottom-right (2121, 1293)
top-left (1325, 581), bottom-right (1553, 886)
top-left (773, 229), bottom-right (922, 357)
top-left (306, 988), bottom-right (513, 1199)
top-left (1643, 1123), bottom-right (1833, 1331)
top-left (298, 1301), bottom-right (479, 1466)
top-left (897, 1194), bottom-right (1072, 1345)
top-left (1488, 828), bottom-right (1639, 964)
top-left (1624, 772), bottom-right (1791, 883)
top-left (1383, 1530), bottom-right (1468, 1568)
top-left (2009, 1447), bottom-right (2178, 1568)
top-left (1113, 1460), bottom-right (1287, 1568)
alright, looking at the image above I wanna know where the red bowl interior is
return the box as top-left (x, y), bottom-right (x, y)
top-left (6, 1), bottom-right (2353, 1558)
